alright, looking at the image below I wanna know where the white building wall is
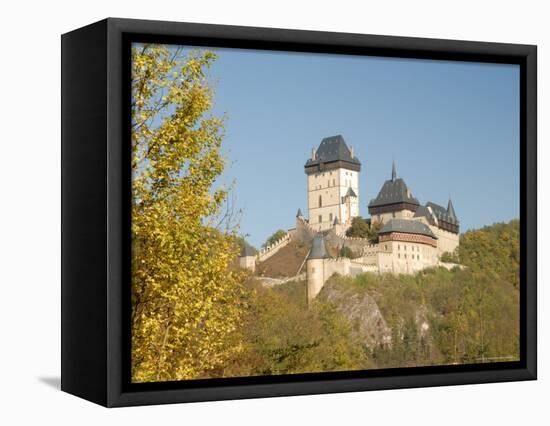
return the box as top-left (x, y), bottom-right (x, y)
top-left (373, 209), bottom-right (415, 224)
top-left (307, 167), bottom-right (359, 231)
top-left (306, 258), bottom-right (325, 303)
top-left (431, 226), bottom-right (460, 256)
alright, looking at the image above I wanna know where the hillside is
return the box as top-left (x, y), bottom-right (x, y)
top-left (217, 219), bottom-right (520, 378)
top-left (255, 240), bottom-right (310, 278)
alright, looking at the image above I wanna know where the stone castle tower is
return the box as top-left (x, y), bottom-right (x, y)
top-left (304, 135), bottom-right (361, 231)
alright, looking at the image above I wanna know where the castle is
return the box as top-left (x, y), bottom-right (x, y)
top-left (239, 135), bottom-right (461, 302)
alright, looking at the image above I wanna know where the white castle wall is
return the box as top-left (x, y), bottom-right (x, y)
top-left (372, 209), bottom-right (415, 224)
top-left (239, 255), bottom-right (256, 272)
top-left (307, 168), bottom-right (359, 231)
top-left (431, 226), bottom-right (460, 256)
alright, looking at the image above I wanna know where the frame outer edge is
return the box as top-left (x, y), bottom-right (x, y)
top-left (98, 18), bottom-right (537, 407)
top-left (525, 45), bottom-right (537, 379)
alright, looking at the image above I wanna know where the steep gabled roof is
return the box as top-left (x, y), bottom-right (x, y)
top-left (447, 198), bottom-right (458, 222)
top-left (368, 178), bottom-right (420, 208)
top-left (379, 219), bottom-right (437, 239)
top-left (296, 208), bottom-right (303, 218)
top-left (426, 201), bottom-right (459, 225)
top-left (308, 234), bottom-right (331, 260)
top-left (413, 205), bottom-right (436, 225)
top-left (368, 162), bottom-right (420, 209)
top-left (305, 135), bottom-right (360, 168)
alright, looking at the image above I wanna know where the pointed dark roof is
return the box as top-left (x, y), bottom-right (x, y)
top-left (368, 177), bottom-right (420, 208)
top-left (379, 219), bottom-right (437, 239)
top-left (305, 135), bottom-right (361, 169)
top-left (447, 198), bottom-right (457, 222)
top-left (296, 208), bottom-right (303, 218)
top-left (392, 160), bottom-right (397, 181)
top-left (426, 201), bottom-right (459, 225)
top-left (308, 234), bottom-right (331, 260)
top-left (240, 243), bottom-right (256, 257)
top-left (333, 216), bottom-right (340, 225)
top-left (345, 187), bottom-right (357, 198)
top-left (413, 205), bottom-right (436, 225)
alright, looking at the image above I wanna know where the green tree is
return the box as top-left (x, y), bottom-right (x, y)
top-left (339, 246), bottom-right (354, 258)
top-left (346, 217), bottom-right (382, 243)
top-left (440, 250), bottom-right (460, 263)
top-left (130, 44), bottom-right (247, 382)
top-left (221, 279), bottom-right (369, 377)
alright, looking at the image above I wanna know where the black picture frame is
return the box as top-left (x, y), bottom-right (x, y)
top-left (61, 17), bottom-right (537, 407)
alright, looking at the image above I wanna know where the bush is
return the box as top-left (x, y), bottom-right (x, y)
top-left (339, 246), bottom-right (354, 258)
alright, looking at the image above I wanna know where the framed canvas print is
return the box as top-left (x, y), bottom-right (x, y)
top-left (61, 18), bottom-right (537, 407)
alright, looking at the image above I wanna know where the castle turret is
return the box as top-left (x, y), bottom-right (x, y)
top-left (238, 243), bottom-right (257, 272)
top-left (306, 234), bottom-right (331, 304)
top-left (304, 135), bottom-right (361, 231)
top-left (447, 198), bottom-right (457, 222)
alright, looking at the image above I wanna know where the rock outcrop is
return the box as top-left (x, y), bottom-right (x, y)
top-left (319, 280), bottom-right (392, 349)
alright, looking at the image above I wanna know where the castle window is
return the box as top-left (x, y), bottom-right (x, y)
top-left (404, 254), bottom-right (407, 259)
top-left (319, 195), bottom-right (322, 207)
top-left (328, 180), bottom-right (330, 187)
top-left (318, 215), bottom-right (322, 223)
top-left (392, 212), bottom-right (396, 218)
top-left (404, 245), bottom-right (406, 251)
top-left (417, 255), bottom-right (420, 260)
top-left (398, 244), bottom-right (400, 250)
top-left (398, 253), bottom-right (400, 259)
top-left (312, 267), bottom-right (315, 273)
top-left (329, 213), bottom-right (333, 222)
top-left (333, 178), bottom-right (335, 186)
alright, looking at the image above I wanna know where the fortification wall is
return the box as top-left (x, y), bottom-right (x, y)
top-left (257, 233), bottom-right (290, 262)
top-left (293, 216), bottom-right (317, 243)
top-left (431, 226), bottom-right (459, 256)
top-left (324, 228), bottom-right (375, 254)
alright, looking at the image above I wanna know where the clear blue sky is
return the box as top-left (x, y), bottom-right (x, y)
top-left (171, 45), bottom-right (520, 248)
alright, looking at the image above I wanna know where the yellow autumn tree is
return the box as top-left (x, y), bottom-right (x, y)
top-left (130, 44), bottom-right (247, 382)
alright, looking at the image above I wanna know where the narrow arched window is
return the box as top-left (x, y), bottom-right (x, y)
top-left (319, 195), bottom-right (322, 207)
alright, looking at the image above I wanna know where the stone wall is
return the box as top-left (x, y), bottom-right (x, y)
top-left (292, 216), bottom-right (317, 243)
top-left (257, 233), bottom-right (291, 262)
top-left (431, 226), bottom-right (460, 256)
top-left (324, 228), bottom-right (376, 254)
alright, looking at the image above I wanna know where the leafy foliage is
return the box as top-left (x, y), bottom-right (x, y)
top-left (440, 250), bottom-right (460, 263)
top-left (131, 44), bottom-right (248, 382)
top-left (219, 279), bottom-right (371, 377)
top-left (346, 217), bottom-right (382, 243)
top-left (459, 219), bottom-right (520, 288)
top-left (335, 220), bottom-right (520, 367)
top-left (339, 246), bottom-right (354, 258)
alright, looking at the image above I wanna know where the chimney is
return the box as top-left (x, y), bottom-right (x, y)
top-left (350, 145), bottom-right (355, 158)
top-left (311, 148), bottom-right (316, 160)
